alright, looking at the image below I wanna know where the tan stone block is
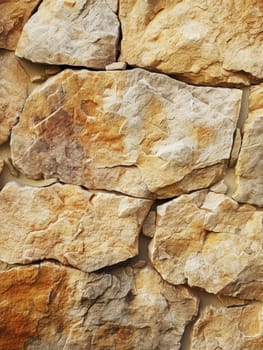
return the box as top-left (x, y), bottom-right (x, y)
top-left (119, 0), bottom-right (263, 86)
top-left (0, 182), bottom-right (152, 272)
top-left (11, 68), bottom-right (242, 198)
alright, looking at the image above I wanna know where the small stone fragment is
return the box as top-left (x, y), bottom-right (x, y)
top-left (217, 295), bottom-right (247, 307)
top-left (149, 190), bottom-right (263, 301)
top-left (142, 210), bottom-right (156, 238)
top-left (210, 180), bottom-right (228, 194)
top-left (30, 74), bottom-right (46, 83)
top-left (11, 68), bottom-right (242, 198)
top-left (119, 0), bottom-right (263, 86)
top-left (105, 62), bottom-right (127, 70)
top-left (229, 128), bottom-right (241, 167)
top-left (0, 0), bottom-right (41, 50)
top-left (191, 305), bottom-right (263, 350)
top-left (0, 262), bottom-right (199, 350)
top-left (0, 51), bottom-right (29, 145)
top-left (5, 158), bottom-right (19, 177)
top-left (0, 182), bottom-right (152, 272)
top-left (15, 0), bottom-right (120, 69)
top-left (234, 84), bottom-right (263, 207)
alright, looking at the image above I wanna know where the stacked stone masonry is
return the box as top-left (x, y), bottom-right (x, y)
top-left (0, 1), bottom-right (263, 349)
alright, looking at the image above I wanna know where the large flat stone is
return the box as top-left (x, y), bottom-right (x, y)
top-left (0, 182), bottom-right (152, 272)
top-left (234, 84), bottom-right (263, 207)
top-left (191, 305), bottom-right (263, 350)
top-left (149, 190), bottom-right (263, 301)
top-left (0, 0), bottom-right (41, 50)
top-left (10, 68), bottom-right (242, 198)
top-left (0, 262), bottom-right (199, 350)
top-left (15, 0), bottom-right (120, 69)
top-left (119, 0), bottom-right (263, 86)
top-left (0, 50), bottom-right (29, 145)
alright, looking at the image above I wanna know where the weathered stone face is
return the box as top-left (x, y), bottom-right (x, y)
top-left (0, 0), bottom-right (41, 50)
top-left (15, 0), bottom-right (120, 69)
top-left (119, 0), bottom-right (263, 86)
top-left (0, 262), bottom-right (199, 350)
top-left (0, 182), bottom-right (152, 272)
top-left (191, 305), bottom-right (263, 350)
top-left (234, 84), bottom-right (263, 207)
top-left (0, 51), bottom-right (29, 145)
top-left (11, 68), bottom-right (242, 198)
top-left (149, 190), bottom-right (263, 301)
top-left (0, 159), bottom-right (3, 175)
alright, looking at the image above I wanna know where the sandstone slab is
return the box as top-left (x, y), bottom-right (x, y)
top-left (15, 0), bottom-right (120, 69)
top-left (0, 0), bottom-right (41, 50)
top-left (234, 84), bottom-right (263, 207)
top-left (0, 182), bottom-right (152, 272)
top-left (11, 68), bottom-right (242, 198)
top-left (119, 0), bottom-right (263, 86)
top-left (0, 50), bottom-right (29, 145)
top-left (191, 305), bottom-right (263, 350)
top-left (0, 262), bottom-right (199, 350)
top-left (149, 190), bottom-right (263, 301)
top-left (0, 159), bottom-right (3, 175)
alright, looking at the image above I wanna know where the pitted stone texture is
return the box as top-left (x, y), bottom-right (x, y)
top-left (0, 182), bottom-right (152, 272)
top-left (11, 68), bottom-right (241, 198)
top-left (15, 0), bottom-right (120, 69)
top-left (0, 51), bottom-right (29, 145)
top-left (234, 84), bottom-right (263, 207)
top-left (149, 190), bottom-right (263, 301)
top-left (0, 262), bottom-right (199, 350)
top-left (191, 305), bottom-right (263, 350)
top-left (0, 0), bottom-right (41, 50)
top-left (119, 0), bottom-right (263, 86)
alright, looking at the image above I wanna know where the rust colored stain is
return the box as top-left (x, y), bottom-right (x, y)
top-left (192, 124), bottom-right (215, 148)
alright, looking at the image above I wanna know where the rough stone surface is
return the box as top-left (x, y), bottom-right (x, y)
top-left (119, 0), bottom-right (263, 86)
top-left (0, 50), bottom-right (29, 145)
top-left (149, 190), bottom-right (263, 300)
top-left (0, 182), bottom-right (152, 272)
top-left (11, 68), bottom-right (242, 198)
top-left (0, 262), bottom-right (199, 350)
top-left (0, 0), bottom-right (41, 50)
top-left (191, 305), bottom-right (263, 350)
top-left (234, 84), bottom-right (263, 207)
top-left (15, 0), bottom-right (120, 69)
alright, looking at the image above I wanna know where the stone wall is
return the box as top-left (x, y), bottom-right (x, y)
top-left (0, 1), bottom-right (263, 349)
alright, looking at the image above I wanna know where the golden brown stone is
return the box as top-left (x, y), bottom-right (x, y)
top-left (0, 182), bottom-right (152, 272)
top-left (234, 84), bottom-right (263, 206)
top-left (191, 305), bottom-right (263, 350)
top-left (0, 50), bottom-right (29, 145)
top-left (149, 190), bottom-right (263, 301)
top-left (11, 68), bottom-right (242, 198)
top-left (119, 0), bottom-right (263, 86)
top-left (0, 262), bottom-right (199, 350)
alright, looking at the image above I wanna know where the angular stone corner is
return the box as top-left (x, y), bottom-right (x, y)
top-left (191, 305), bottom-right (263, 350)
top-left (0, 0), bottom-right (41, 50)
top-left (234, 84), bottom-right (263, 207)
top-left (11, 68), bottom-right (242, 198)
top-left (149, 190), bottom-right (263, 301)
top-left (0, 51), bottom-right (29, 145)
top-left (0, 262), bottom-right (199, 350)
top-left (15, 0), bottom-right (120, 69)
top-left (119, 0), bottom-right (263, 86)
top-left (0, 182), bottom-right (152, 272)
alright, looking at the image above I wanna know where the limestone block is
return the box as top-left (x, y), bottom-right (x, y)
top-left (191, 305), bottom-right (263, 350)
top-left (0, 182), bottom-right (152, 272)
top-left (0, 51), bottom-right (29, 145)
top-left (149, 190), bottom-right (263, 301)
top-left (119, 0), bottom-right (263, 85)
top-left (15, 0), bottom-right (120, 69)
top-left (0, 0), bottom-right (41, 50)
top-left (0, 262), bottom-right (199, 350)
top-left (234, 84), bottom-right (263, 206)
top-left (10, 68), bottom-right (242, 198)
